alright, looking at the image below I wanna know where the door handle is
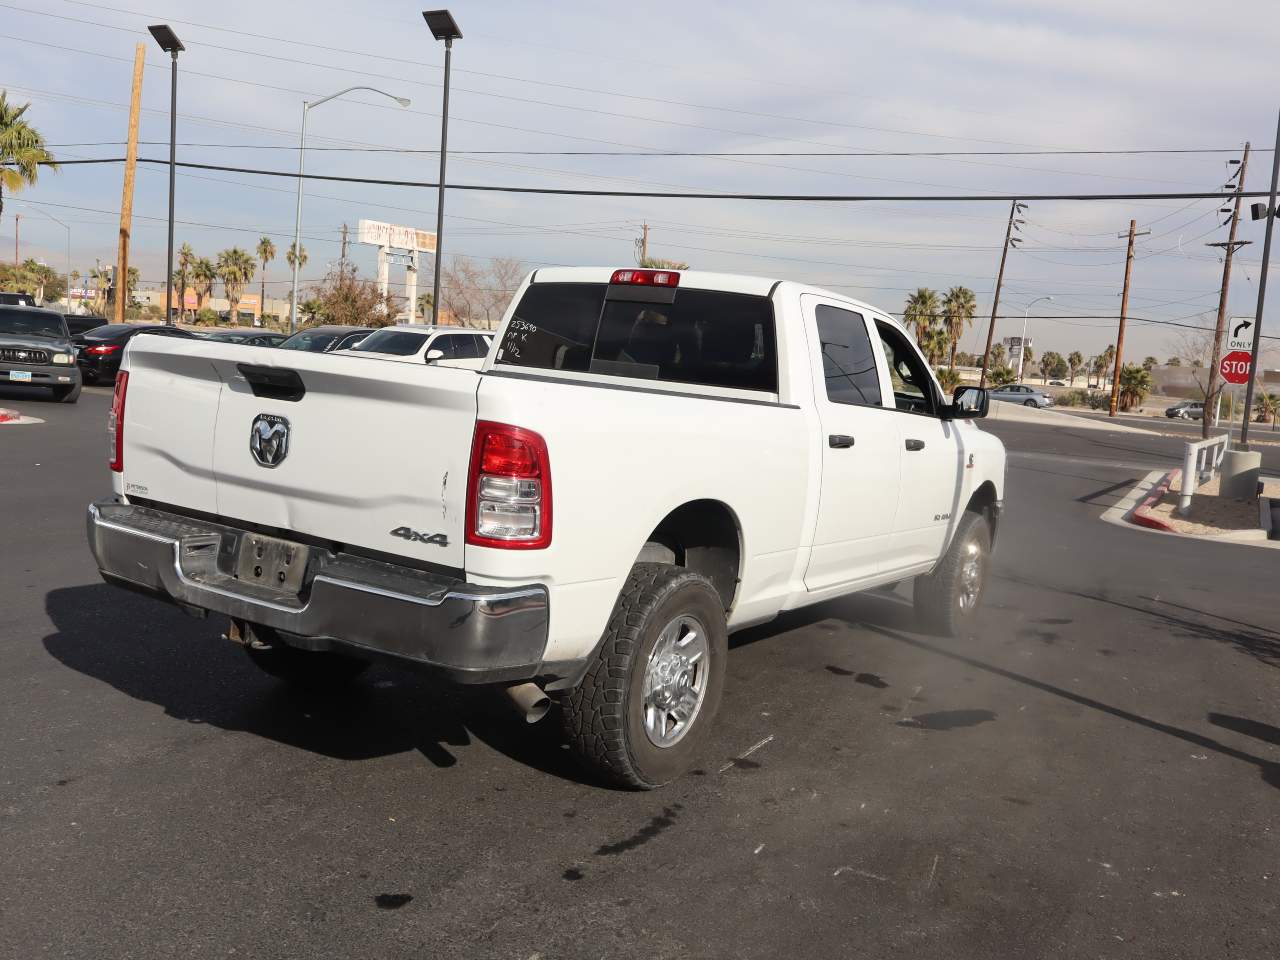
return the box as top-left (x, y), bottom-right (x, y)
top-left (828, 434), bottom-right (856, 448)
top-left (905, 438), bottom-right (926, 451)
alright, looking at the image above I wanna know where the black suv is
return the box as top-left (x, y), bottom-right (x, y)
top-left (0, 305), bottom-right (82, 402)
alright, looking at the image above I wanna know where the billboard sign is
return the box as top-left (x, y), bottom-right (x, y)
top-left (357, 219), bottom-right (436, 254)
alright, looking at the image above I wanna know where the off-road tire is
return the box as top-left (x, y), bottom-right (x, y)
top-left (241, 623), bottom-right (370, 687)
top-left (561, 563), bottom-right (727, 790)
top-left (913, 510), bottom-right (992, 637)
top-left (52, 382), bottom-right (81, 403)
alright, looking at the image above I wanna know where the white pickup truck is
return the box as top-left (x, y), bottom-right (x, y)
top-left (87, 267), bottom-right (1005, 788)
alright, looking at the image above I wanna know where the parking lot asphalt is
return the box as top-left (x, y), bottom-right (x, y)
top-left (2, 384), bottom-right (1278, 959)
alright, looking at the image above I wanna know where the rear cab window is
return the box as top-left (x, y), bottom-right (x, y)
top-left (495, 281), bottom-right (778, 394)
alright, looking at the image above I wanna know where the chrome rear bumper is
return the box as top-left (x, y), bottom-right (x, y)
top-left (86, 498), bottom-right (549, 683)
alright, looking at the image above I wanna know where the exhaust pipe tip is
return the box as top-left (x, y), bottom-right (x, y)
top-left (504, 681), bottom-right (551, 724)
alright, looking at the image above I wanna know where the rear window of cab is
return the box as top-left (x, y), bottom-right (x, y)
top-left (495, 282), bottom-right (777, 393)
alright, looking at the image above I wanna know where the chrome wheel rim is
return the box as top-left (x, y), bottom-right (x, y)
top-left (642, 614), bottom-right (709, 748)
top-left (958, 538), bottom-right (984, 611)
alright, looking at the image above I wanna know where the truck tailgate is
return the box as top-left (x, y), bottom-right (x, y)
top-left (121, 337), bottom-right (478, 569)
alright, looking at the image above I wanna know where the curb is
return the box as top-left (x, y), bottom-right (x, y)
top-left (1128, 468), bottom-right (1180, 532)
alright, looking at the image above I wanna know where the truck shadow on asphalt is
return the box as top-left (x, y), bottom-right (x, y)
top-left (742, 589), bottom-right (1280, 793)
top-left (41, 583), bottom-right (597, 786)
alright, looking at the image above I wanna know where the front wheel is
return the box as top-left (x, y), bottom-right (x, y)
top-left (51, 382), bottom-right (81, 403)
top-left (913, 511), bottom-right (992, 637)
top-left (561, 563), bottom-right (727, 789)
top-left (1023, 399), bottom-right (1037, 407)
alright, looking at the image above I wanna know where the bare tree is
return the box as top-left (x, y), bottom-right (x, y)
top-left (441, 255), bottom-right (527, 329)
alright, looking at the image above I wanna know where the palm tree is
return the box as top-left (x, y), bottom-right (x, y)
top-left (903, 288), bottom-right (940, 344)
top-left (176, 243), bottom-right (195, 320)
top-left (256, 236), bottom-right (276, 322)
top-left (922, 325), bottom-right (949, 365)
top-left (217, 247), bottom-right (255, 325)
top-left (193, 257), bottom-right (217, 311)
top-left (1118, 363), bottom-right (1153, 411)
top-left (940, 286), bottom-right (976, 370)
top-left (991, 342), bottom-right (1007, 370)
top-left (936, 366), bottom-right (962, 393)
top-left (285, 242), bottom-right (307, 272)
top-left (1142, 356), bottom-right (1158, 371)
top-left (1020, 344), bottom-right (1034, 381)
top-left (1254, 391), bottom-right (1280, 428)
top-left (0, 92), bottom-right (57, 226)
top-left (88, 265), bottom-right (109, 314)
top-left (1067, 350), bottom-right (1084, 385)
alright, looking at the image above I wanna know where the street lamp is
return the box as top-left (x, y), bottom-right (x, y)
top-left (423, 9), bottom-right (461, 326)
top-left (1018, 295), bottom-right (1052, 382)
top-left (288, 87), bottom-right (412, 334)
top-left (148, 24), bottom-right (183, 325)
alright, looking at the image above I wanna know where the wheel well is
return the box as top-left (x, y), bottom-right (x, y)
top-left (964, 481), bottom-right (1000, 541)
top-left (636, 500), bottom-right (741, 610)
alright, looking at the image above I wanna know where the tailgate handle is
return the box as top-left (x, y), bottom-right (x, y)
top-left (237, 364), bottom-right (305, 402)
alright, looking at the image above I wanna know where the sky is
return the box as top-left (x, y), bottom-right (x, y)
top-left (3, 0), bottom-right (1280, 364)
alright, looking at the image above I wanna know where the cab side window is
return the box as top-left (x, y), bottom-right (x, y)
top-left (815, 304), bottom-right (882, 407)
top-left (875, 321), bottom-right (937, 416)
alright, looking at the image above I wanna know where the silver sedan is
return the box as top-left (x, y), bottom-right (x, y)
top-left (989, 384), bottom-right (1055, 408)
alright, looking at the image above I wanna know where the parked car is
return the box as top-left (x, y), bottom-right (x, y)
top-left (64, 314), bottom-right (110, 337)
top-left (0, 305), bottom-right (82, 402)
top-left (86, 267), bottom-right (1006, 788)
top-left (1165, 400), bottom-right (1204, 420)
top-left (989, 383), bottom-right (1054, 407)
top-left (337, 324), bottom-right (493, 369)
top-left (1048, 380), bottom-right (1066, 387)
top-left (0, 291), bottom-right (37, 306)
top-left (277, 325), bottom-right (374, 353)
top-left (74, 323), bottom-right (201, 384)
top-left (202, 329), bottom-right (289, 347)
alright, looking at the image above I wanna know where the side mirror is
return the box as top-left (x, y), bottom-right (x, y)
top-left (946, 385), bottom-right (989, 420)
top-left (425, 348), bottom-right (445, 362)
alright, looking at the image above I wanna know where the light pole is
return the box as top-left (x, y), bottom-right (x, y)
top-left (148, 24), bottom-right (183, 325)
top-left (1018, 295), bottom-right (1052, 382)
top-left (423, 9), bottom-right (462, 326)
top-left (288, 86), bottom-right (412, 334)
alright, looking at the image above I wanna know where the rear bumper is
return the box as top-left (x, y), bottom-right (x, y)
top-left (86, 498), bottom-right (550, 684)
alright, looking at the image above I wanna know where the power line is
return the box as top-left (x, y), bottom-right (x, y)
top-left (32, 156), bottom-right (1279, 203)
top-left (41, 141), bottom-right (1276, 159)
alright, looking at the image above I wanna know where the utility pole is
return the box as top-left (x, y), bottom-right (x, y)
top-left (1203, 143), bottom-right (1251, 438)
top-left (12, 214), bottom-right (18, 264)
top-left (1108, 219), bottom-right (1150, 417)
top-left (641, 222), bottom-right (649, 263)
top-left (978, 200), bottom-right (1024, 387)
top-left (1241, 110), bottom-right (1280, 450)
top-left (114, 43), bottom-right (145, 324)
top-left (340, 223), bottom-right (349, 265)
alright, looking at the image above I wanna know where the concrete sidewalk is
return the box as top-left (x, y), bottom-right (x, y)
top-left (985, 399), bottom-right (1155, 435)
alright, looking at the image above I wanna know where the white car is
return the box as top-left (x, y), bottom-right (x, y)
top-left (87, 268), bottom-right (1006, 788)
top-left (335, 324), bottom-right (493, 369)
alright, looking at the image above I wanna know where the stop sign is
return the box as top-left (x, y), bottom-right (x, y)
top-left (1220, 350), bottom-right (1253, 385)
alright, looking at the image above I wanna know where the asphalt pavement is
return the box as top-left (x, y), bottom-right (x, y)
top-left (2, 384), bottom-right (1278, 959)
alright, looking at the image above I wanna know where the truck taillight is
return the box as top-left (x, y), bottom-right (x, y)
top-left (108, 371), bottom-right (128, 473)
top-left (466, 421), bottom-right (551, 549)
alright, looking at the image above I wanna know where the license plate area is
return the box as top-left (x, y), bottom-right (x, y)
top-left (234, 533), bottom-right (310, 592)
top-left (9, 371), bottom-right (32, 382)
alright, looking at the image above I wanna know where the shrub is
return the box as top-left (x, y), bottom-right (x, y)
top-left (194, 307), bottom-right (220, 326)
top-left (988, 365), bottom-right (1017, 388)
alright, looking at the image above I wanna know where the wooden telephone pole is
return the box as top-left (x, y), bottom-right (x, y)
top-left (1203, 143), bottom-right (1251, 438)
top-left (12, 213), bottom-right (18, 264)
top-left (114, 43), bottom-right (145, 323)
top-left (978, 200), bottom-right (1023, 388)
top-left (1108, 219), bottom-right (1150, 417)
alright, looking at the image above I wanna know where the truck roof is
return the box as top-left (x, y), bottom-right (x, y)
top-left (529, 267), bottom-right (893, 324)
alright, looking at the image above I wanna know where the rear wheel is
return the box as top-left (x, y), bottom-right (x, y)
top-left (1023, 399), bottom-right (1037, 407)
top-left (914, 511), bottom-right (991, 637)
top-left (239, 622), bottom-right (370, 687)
top-left (51, 382), bottom-right (81, 403)
top-left (561, 563), bottom-right (727, 789)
